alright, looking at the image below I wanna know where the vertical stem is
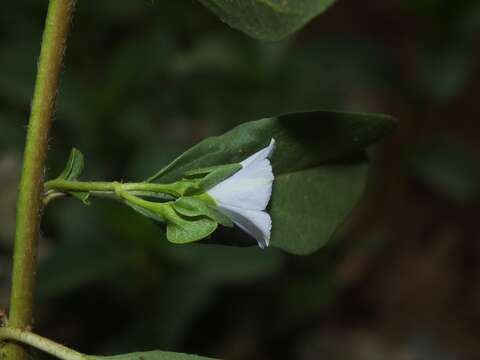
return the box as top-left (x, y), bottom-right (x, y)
top-left (6, 1), bottom-right (76, 360)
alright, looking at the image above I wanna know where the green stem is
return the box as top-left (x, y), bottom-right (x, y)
top-left (44, 179), bottom-right (184, 196)
top-left (7, 1), bottom-right (76, 360)
top-left (0, 328), bottom-right (85, 360)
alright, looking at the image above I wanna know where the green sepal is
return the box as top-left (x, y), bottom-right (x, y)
top-left (183, 164), bottom-right (241, 195)
top-left (164, 205), bottom-right (218, 244)
top-left (197, 163), bottom-right (241, 192)
top-left (173, 196), bottom-right (233, 227)
top-left (183, 163), bottom-right (241, 178)
top-left (121, 195), bottom-right (219, 244)
top-left (122, 199), bottom-right (165, 223)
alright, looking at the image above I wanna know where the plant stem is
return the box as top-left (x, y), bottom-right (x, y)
top-left (44, 179), bottom-right (183, 195)
top-left (0, 328), bottom-right (85, 360)
top-left (7, 1), bottom-right (76, 360)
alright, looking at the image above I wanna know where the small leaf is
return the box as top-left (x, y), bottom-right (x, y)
top-left (198, 0), bottom-right (337, 41)
top-left (88, 350), bottom-right (219, 360)
top-left (54, 148), bottom-right (91, 204)
top-left (174, 196), bottom-right (233, 227)
top-left (57, 148), bottom-right (84, 180)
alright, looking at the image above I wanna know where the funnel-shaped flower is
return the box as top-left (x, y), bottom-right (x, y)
top-left (207, 139), bottom-right (275, 248)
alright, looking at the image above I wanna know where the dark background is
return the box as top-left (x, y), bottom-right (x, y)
top-left (1, 1), bottom-right (480, 359)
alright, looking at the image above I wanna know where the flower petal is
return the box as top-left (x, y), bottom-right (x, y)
top-left (240, 138), bottom-right (275, 168)
top-left (208, 160), bottom-right (273, 211)
top-left (206, 138), bottom-right (276, 248)
top-left (217, 204), bottom-right (272, 248)
top-left (207, 138), bottom-right (275, 211)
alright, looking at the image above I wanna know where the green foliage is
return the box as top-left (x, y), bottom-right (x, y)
top-left (2, 1), bottom-right (429, 357)
top-left (178, 163), bottom-right (242, 195)
top-left (186, 164), bottom-right (242, 193)
top-left (173, 197), bottom-right (234, 227)
top-left (199, 0), bottom-right (337, 40)
top-left (409, 138), bottom-right (480, 202)
top-left (120, 196), bottom-right (219, 244)
top-left (57, 148), bottom-right (84, 180)
top-left (149, 111), bottom-right (395, 183)
top-left (164, 205), bottom-right (218, 244)
top-left (89, 351), bottom-right (218, 360)
top-left (54, 148), bottom-right (90, 204)
top-left (148, 111), bottom-right (395, 254)
top-left (270, 161), bottom-right (368, 254)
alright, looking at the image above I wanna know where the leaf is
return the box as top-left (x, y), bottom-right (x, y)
top-left (57, 148), bottom-right (84, 181)
top-left (198, 0), bottom-right (337, 41)
top-left (270, 160), bottom-right (368, 254)
top-left (146, 110), bottom-right (395, 254)
top-left (148, 111), bottom-right (395, 183)
top-left (54, 148), bottom-right (91, 204)
top-left (88, 350), bottom-right (218, 360)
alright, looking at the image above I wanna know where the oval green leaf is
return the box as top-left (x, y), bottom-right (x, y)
top-left (147, 111), bottom-right (395, 183)
top-left (198, 0), bottom-right (337, 41)
top-left (270, 160), bottom-right (367, 254)
top-left (89, 350), bottom-right (218, 360)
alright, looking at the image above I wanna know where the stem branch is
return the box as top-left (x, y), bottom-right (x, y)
top-left (44, 179), bottom-right (186, 197)
top-left (0, 328), bottom-right (85, 360)
top-left (7, 1), bottom-right (76, 359)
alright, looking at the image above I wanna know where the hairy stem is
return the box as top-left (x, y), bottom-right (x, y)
top-left (7, 1), bottom-right (76, 360)
top-left (0, 328), bottom-right (85, 360)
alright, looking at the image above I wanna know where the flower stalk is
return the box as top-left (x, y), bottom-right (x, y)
top-left (7, 1), bottom-right (76, 360)
top-left (44, 179), bottom-right (184, 196)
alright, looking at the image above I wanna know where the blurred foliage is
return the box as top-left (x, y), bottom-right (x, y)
top-left (1, 0), bottom-right (480, 359)
top-left (198, 0), bottom-right (336, 40)
top-left (408, 137), bottom-right (480, 202)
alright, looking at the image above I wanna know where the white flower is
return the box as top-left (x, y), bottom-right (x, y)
top-left (207, 138), bottom-right (275, 248)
